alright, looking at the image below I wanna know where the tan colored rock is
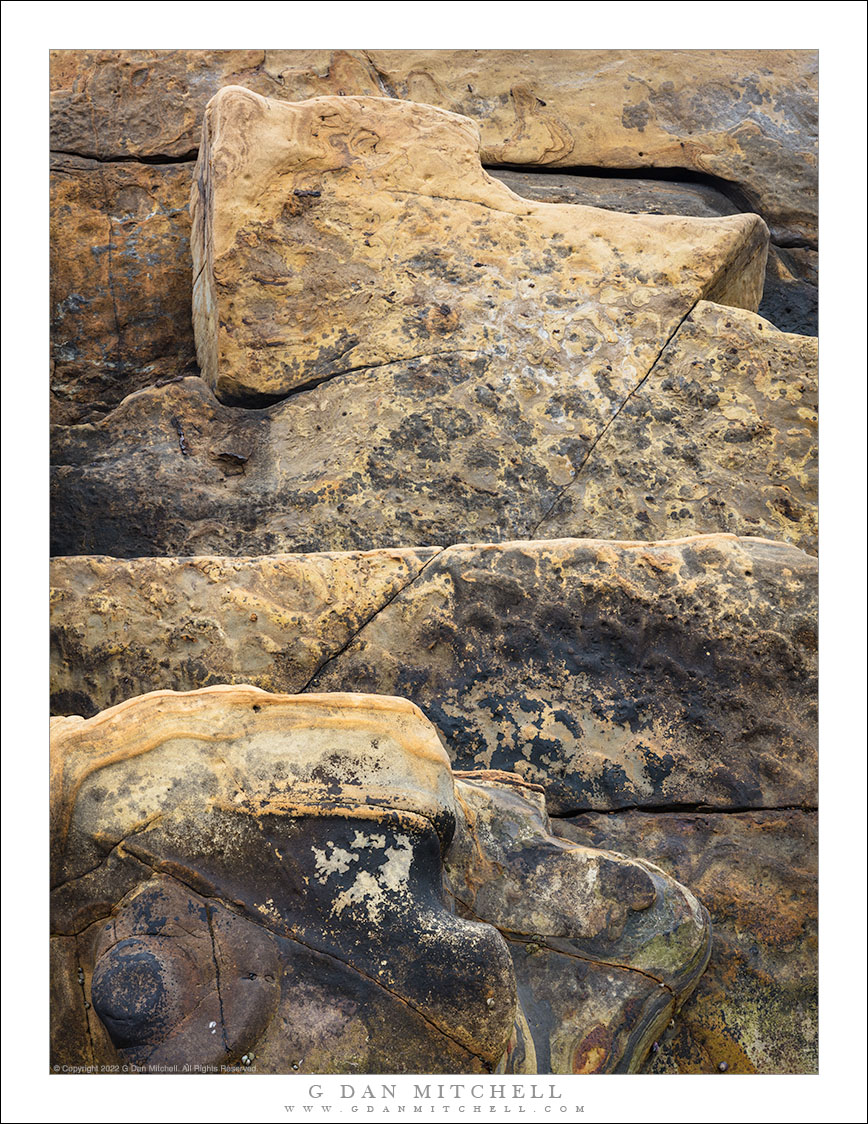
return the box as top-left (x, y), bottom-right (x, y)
top-left (497, 171), bottom-right (817, 336)
top-left (538, 302), bottom-right (818, 553)
top-left (50, 548), bottom-right (438, 716)
top-left (191, 87), bottom-right (766, 405)
top-left (50, 154), bottom-right (196, 424)
top-left (51, 49), bottom-right (817, 244)
top-left (448, 774), bottom-right (710, 1073)
top-left (554, 809), bottom-right (817, 1074)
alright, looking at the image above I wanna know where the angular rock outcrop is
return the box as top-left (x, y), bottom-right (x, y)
top-left (554, 809), bottom-right (818, 1074)
top-left (51, 535), bottom-right (818, 817)
top-left (537, 302), bottom-right (818, 553)
top-left (190, 88), bottom-right (766, 405)
top-left (50, 686), bottom-right (710, 1074)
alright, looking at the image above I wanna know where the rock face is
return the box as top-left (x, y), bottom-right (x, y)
top-left (537, 302), bottom-right (818, 554)
top-left (554, 809), bottom-right (818, 1074)
top-left (48, 55), bottom-right (820, 1078)
top-left (190, 88), bottom-right (765, 405)
top-left (51, 49), bottom-right (817, 244)
top-left (50, 155), bottom-right (196, 424)
top-left (50, 49), bottom-right (817, 421)
top-left (51, 535), bottom-right (818, 818)
top-left (50, 686), bottom-right (710, 1074)
top-left (49, 548), bottom-right (437, 716)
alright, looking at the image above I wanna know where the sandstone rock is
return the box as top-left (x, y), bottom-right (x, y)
top-left (50, 686), bottom-right (712, 1074)
top-left (53, 90), bottom-right (775, 557)
top-left (495, 171), bottom-right (817, 336)
top-left (50, 536), bottom-right (818, 816)
top-left (50, 548), bottom-right (437, 717)
top-left (537, 302), bottom-right (818, 553)
top-left (553, 809), bottom-right (818, 1074)
top-left (51, 49), bottom-right (817, 244)
top-left (310, 535), bottom-right (817, 814)
top-left (50, 154), bottom-right (196, 425)
top-left (191, 88), bottom-right (766, 405)
top-left (51, 687), bottom-right (517, 1073)
top-left (447, 774), bottom-right (710, 1073)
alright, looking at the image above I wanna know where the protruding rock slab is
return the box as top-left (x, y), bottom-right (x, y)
top-left (50, 547), bottom-right (438, 717)
top-left (554, 809), bottom-right (818, 1074)
top-left (51, 536), bottom-right (817, 816)
top-left (538, 302), bottom-right (818, 553)
top-left (497, 171), bottom-right (817, 337)
top-left (51, 49), bottom-right (817, 244)
top-left (50, 154), bottom-right (196, 425)
top-left (448, 774), bottom-right (710, 1073)
top-left (192, 88), bottom-right (766, 405)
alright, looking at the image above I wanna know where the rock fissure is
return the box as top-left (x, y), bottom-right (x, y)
top-left (529, 297), bottom-right (701, 537)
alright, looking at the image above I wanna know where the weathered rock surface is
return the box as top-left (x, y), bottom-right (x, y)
top-left (447, 774), bottom-right (710, 1073)
top-left (553, 809), bottom-right (818, 1074)
top-left (50, 536), bottom-right (818, 817)
top-left (51, 49), bottom-right (817, 245)
top-left (54, 91), bottom-right (782, 560)
top-left (192, 88), bottom-right (766, 405)
top-left (50, 548), bottom-right (438, 717)
top-left (537, 302), bottom-right (818, 553)
top-left (310, 535), bottom-right (817, 814)
top-left (51, 687), bottom-right (517, 1073)
top-left (50, 686), bottom-right (711, 1074)
top-left (496, 170), bottom-right (817, 337)
top-left (50, 154), bottom-right (196, 425)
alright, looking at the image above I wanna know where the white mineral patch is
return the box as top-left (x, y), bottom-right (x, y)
top-left (331, 835), bottom-right (414, 922)
top-left (311, 842), bottom-right (359, 882)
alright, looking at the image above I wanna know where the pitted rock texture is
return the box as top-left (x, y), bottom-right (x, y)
top-left (447, 774), bottom-right (710, 1073)
top-left (50, 535), bottom-right (817, 817)
top-left (537, 301), bottom-right (818, 554)
top-left (50, 548), bottom-right (438, 717)
top-left (50, 686), bottom-right (711, 1074)
top-left (309, 535), bottom-right (817, 815)
top-left (497, 170), bottom-right (817, 337)
top-left (50, 154), bottom-right (196, 425)
top-left (190, 88), bottom-right (766, 405)
top-left (50, 49), bottom-right (817, 245)
top-left (554, 809), bottom-right (818, 1074)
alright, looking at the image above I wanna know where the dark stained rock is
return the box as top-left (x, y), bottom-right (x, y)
top-left (310, 535), bottom-right (817, 814)
top-left (50, 689), bottom-right (518, 1073)
top-left (552, 809), bottom-right (818, 1074)
top-left (446, 774), bottom-right (710, 1073)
